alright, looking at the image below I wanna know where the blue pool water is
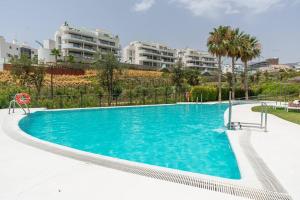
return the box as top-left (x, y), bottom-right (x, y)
top-left (19, 104), bottom-right (241, 179)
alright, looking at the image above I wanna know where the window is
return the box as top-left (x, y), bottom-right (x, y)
top-left (72, 43), bottom-right (82, 48)
top-left (99, 39), bottom-right (115, 46)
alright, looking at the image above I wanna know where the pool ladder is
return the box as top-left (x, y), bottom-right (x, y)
top-left (227, 93), bottom-right (268, 132)
top-left (8, 95), bottom-right (30, 115)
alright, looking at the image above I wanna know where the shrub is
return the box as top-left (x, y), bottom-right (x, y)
top-left (190, 86), bottom-right (217, 102)
top-left (260, 82), bottom-right (300, 97)
top-left (221, 87), bottom-right (230, 100)
top-left (112, 84), bottom-right (123, 99)
top-left (221, 87), bottom-right (256, 100)
top-left (235, 87), bottom-right (245, 99)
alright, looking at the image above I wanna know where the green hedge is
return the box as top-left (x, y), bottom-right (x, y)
top-left (190, 86), bottom-right (217, 102)
top-left (260, 82), bottom-right (300, 96)
top-left (191, 86), bottom-right (257, 101)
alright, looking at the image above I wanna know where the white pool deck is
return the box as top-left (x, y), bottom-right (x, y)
top-left (0, 104), bottom-right (299, 200)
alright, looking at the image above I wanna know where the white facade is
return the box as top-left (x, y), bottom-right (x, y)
top-left (287, 62), bottom-right (300, 72)
top-left (123, 41), bottom-right (176, 68)
top-left (258, 65), bottom-right (293, 73)
top-left (0, 58), bottom-right (4, 71)
top-left (38, 39), bottom-right (56, 63)
top-left (0, 36), bottom-right (37, 66)
top-left (294, 63), bottom-right (300, 71)
top-left (176, 48), bottom-right (217, 70)
top-left (54, 22), bottom-right (120, 61)
top-left (222, 63), bottom-right (244, 74)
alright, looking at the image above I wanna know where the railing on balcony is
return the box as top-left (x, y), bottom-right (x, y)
top-left (63, 34), bottom-right (96, 44)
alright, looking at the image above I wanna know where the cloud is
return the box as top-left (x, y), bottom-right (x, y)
top-left (171, 0), bottom-right (296, 18)
top-left (133, 0), bottom-right (155, 12)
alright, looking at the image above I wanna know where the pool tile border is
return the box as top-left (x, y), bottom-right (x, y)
top-left (2, 106), bottom-right (293, 200)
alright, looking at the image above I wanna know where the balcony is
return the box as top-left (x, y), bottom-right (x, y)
top-left (160, 54), bottom-right (175, 59)
top-left (186, 63), bottom-right (201, 67)
top-left (61, 43), bottom-right (96, 53)
top-left (98, 39), bottom-right (116, 46)
top-left (201, 63), bottom-right (218, 68)
top-left (161, 59), bottom-right (175, 63)
top-left (139, 49), bottom-right (161, 56)
top-left (84, 46), bottom-right (97, 52)
top-left (62, 34), bottom-right (96, 45)
top-left (201, 59), bottom-right (217, 64)
top-left (98, 42), bottom-right (119, 49)
top-left (62, 43), bottom-right (82, 50)
top-left (139, 56), bottom-right (161, 62)
top-left (185, 58), bottom-right (200, 62)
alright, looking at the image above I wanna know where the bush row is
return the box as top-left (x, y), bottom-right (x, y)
top-left (1, 82), bottom-right (299, 108)
top-left (190, 85), bottom-right (260, 102)
top-left (258, 82), bottom-right (300, 97)
top-left (190, 83), bottom-right (300, 102)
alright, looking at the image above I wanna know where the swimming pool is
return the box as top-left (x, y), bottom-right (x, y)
top-left (19, 104), bottom-right (241, 179)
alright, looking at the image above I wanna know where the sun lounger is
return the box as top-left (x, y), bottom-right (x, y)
top-left (287, 100), bottom-right (300, 112)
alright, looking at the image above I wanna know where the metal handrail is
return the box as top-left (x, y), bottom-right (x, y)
top-left (8, 95), bottom-right (30, 115)
top-left (227, 93), bottom-right (268, 132)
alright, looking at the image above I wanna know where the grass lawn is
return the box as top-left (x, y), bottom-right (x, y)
top-left (252, 106), bottom-right (300, 125)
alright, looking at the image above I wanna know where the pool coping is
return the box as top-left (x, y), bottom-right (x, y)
top-left (2, 104), bottom-right (292, 200)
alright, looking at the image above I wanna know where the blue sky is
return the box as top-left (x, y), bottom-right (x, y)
top-left (0, 0), bottom-right (299, 63)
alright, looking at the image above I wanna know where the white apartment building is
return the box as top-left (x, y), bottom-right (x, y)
top-left (0, 36), bottom-right (37, 70)
top-left (38, 39), bottom-right (56, 63)
top-left (54, 22), bottom-right (120, 61)
top-left (222, 63), bottom-right (244, 74)
top-left (176, 48), bottom-right (217, 71)
top-left (292, 62), bottom-right (300, 72)
top-left (123, 41), bottom-right (176, 68)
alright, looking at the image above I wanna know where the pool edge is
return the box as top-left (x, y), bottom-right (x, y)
top-left (2, 106), bottom-right (292, 200)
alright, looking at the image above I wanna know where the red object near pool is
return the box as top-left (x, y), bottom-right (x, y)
top-left (15, 93), bottom-right (31, 105)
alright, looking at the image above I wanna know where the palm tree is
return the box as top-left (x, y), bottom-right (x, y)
top-left (226, 28), bottom-right (244, 100)
top-left (50, 48), bottom-right (61, 99)
top-left (207, 25), bottom-right (231, 102)
top-left (239, 34), bottom-right (261, 99)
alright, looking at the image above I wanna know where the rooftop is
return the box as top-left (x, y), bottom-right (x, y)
top-left (59, 22), bottom-right (118, 39)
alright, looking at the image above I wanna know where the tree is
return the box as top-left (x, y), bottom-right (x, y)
top-left (239, 34), bottom-right (261, 99)
top-left (50, 48), bottom-right (61, 98)
top-left (10, 54), bottom-right (32, 86)
top-left (112, 83), bottom-right (123, 104)
top-left (278, 70), bottom-right (289, 81)
top-left (263, 71), bottom-right (270, 82)
top-left (254, 71), bottom-right (261, 83)
top-left (11, 54), bottom-right (45, 99)
top-left (207, 25), bottom-right (231, 102)
top-left (30, 65), bottom-right (46, 99)
top-left (171, 59), bottom-right (185, 100)
top-left (184, 69), bottom-right (200, 86)
top-left (93, 52), bottom-right (121, 106)
top-left (249, 74), bottom-right (255, 83)
top-left (66, 55), bottom-right (75, 63)
top-left (225, 72), bottom-right (233, 89)
top-left (135, 86), bottom-right (149, 104)
top-left (226, 27), bottom-right (244, 99)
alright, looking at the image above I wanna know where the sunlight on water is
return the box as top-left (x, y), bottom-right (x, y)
top-left (19, 104), bottom-right (241, 179)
